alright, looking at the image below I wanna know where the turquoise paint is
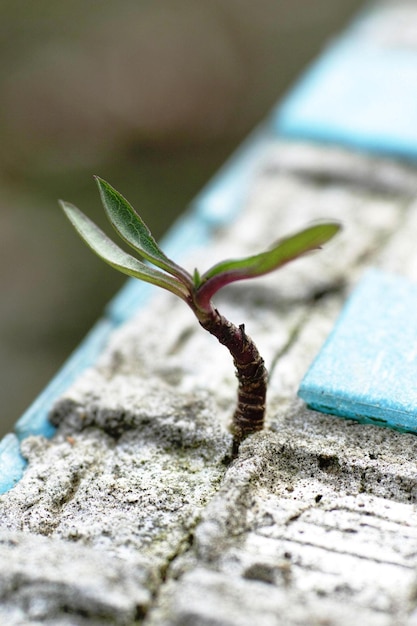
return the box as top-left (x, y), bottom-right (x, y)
top-left (274, 9), bottom-right (417, 160)
top-left (14, 319), bottom-right (113, 441)
top-left (0, 434), bottom-right (27, 494)
top-left (299, 270), bottom-right (417, 433)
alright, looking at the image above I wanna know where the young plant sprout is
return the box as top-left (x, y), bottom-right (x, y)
top-left (60, 177), bottom-right (340, 452)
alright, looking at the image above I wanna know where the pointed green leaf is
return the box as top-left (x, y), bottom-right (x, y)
top-left (197, 222), bottom-right (341, 303)
top-left (193, 268), bottom-right (202, 288)
top-left (60, 200), bottom-right (190, 301)
top-left (95, 177), bottom-right (192, 286)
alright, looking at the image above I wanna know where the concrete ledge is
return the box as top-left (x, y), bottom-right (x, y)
top-left (1, 137), bottom-right (417, 624)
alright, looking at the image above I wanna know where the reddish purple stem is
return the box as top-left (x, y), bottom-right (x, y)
top-left (198, 308), bottom-right (268, 451)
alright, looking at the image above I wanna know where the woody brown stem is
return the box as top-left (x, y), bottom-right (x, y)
top-left (199, 308), bottom-right (268, 451)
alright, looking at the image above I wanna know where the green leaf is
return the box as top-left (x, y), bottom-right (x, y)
top-left (60, 200), bottom-right (190, 301)
top-left (197, 222), bottom-right (341, 303)
top-left (193, 268), bottom-right (202, 288)
top-left (95, 177), bottom-right (192, 286)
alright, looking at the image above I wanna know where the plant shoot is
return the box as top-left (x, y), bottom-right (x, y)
top-left (61, 178), bottom-right (340, 452)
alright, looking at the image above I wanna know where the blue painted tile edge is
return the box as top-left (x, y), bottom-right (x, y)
top-left (299, 396), bottom-right (413, 434)
top-left (0, 319), bottom-right (115, 493)
top-left (0, 434), bottom-right (28, 495)
top-left (14, 318), bottom-right (114, 441)
top-left (1, 124), bottom-right (271, 492)
top-left (272, 4), bottom-right (417, 161)
top-left (298, 268), bottom-right (417, 434)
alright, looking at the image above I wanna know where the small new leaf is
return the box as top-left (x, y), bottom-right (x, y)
top-left (193, 268), bottom-right (202, 288)
top-left (60, 200), bottom-right (190, 301)
top-left (95, 177), bottom-right (193, 287)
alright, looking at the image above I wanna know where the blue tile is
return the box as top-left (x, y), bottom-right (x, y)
top-left (0, 434), bottom-right (27, 494)
top-left (274, 8), bottom-right (417, 160)
top-left (298, 269), bottom-right (417, 432)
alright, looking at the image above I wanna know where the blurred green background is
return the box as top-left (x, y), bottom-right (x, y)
top-left (1, 0), bottom-right (364, 436)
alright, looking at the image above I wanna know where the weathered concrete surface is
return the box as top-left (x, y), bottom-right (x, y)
top-left (150, 411), bottom-right (417, 626)
top-left (0, 530), bottom-right (151, 625)
top-left (2, 139), bottom-right (417, 624)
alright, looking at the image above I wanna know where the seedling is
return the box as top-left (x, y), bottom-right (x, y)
top-left (61, 177), bottom-right (340, 452)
